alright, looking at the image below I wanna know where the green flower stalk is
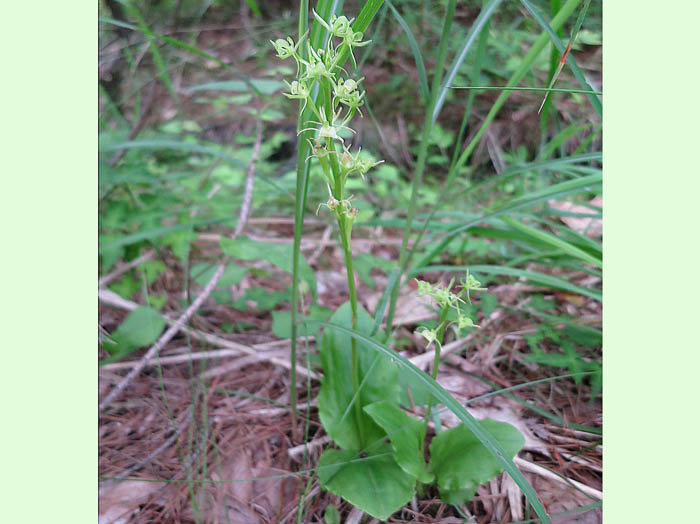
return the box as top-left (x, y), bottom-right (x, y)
top-left (273, 11), bottom-right (382, 446)
top-left (415, 271), bottom-right (487, 427)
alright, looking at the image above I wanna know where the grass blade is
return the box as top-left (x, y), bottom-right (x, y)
top-left (386, 1), bottom-right (429, 104)
top-left (450, 0), bottom-right (584, 181)
top-left (450, 85), bottom-right (601, 96)
top-left (414, 173), bottom-right (601, 270)
top-left (500, 216), bottom-right (601, 268)
top-left (518, 0), bottom-right (601, 116)
top-left (126, 4), bottom-right (179, 106)
top-left (432, 0), bottom-right (504, 124)
top-left (385, 0), bottom-right (456, 335)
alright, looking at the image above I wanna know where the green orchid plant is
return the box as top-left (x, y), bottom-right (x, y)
top-left (273, 10), bottom-right (524, 520)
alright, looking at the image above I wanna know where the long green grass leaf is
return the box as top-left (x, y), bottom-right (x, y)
top-left (414, 173), bottom-right (601, 269)
top-left (127, 4), bottom-right (179, 106)
top-left (432, 0), bottom-right (504, 124)
top-left (450, 0), bottom-right (583, 181)
top-left (386, 1), bottom-right (429, 104)
top-left (500, 216), bottom-right (601, 268)
top-left (518, 0), bottom-right (601, 116)
top-left (451, 85), bottom-right (601, 96)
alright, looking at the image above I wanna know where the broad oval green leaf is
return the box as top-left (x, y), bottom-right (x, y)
top-left (429, 419), bottom-right (525, 505)
top-left (310, 319), bottom-right (551, 524)
top-left (318, 303), bottom-right (400, 451)
top-left (103, 306), bottom-right (165, 356)
top-left (364, 400), bottom-right (433, 483)
top-left (317, 445), bottom-right (415, 521)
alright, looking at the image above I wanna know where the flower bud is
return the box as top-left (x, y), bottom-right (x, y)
top-left (457, 314), bottom-right (479, 330)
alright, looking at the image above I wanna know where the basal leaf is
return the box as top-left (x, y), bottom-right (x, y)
top-left (104, 306), bottom-right (165, 356)
top-left (318, 303), bottom-right (400, 451)
top-left (398, 369), bottom-right (433, 407)
top-left (317, 444), bottom-right (415, 521)
top-left (429, 419), bottom-right (524, 505)
top-left (364, 400), bottom-right (434, 483)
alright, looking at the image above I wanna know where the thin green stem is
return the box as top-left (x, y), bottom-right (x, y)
top-left (336, 213), bottom-right (364, 445)
top-left (423, 304), bottom-right (451, 431)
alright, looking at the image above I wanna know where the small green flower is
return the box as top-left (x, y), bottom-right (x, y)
top-left (298, 108), bottom-right (356, 143)
top-left (271, 36), bottom-right (297, 60)
top-left (302, 45), bottom-right (334, 81)
top-left (334, 78), bottom-right (365, 111)
top-left (461, 270), bottom-right (487, 303)
top-left (456, 314), bottom-right (479, 330)
top-left (313, 10), bottom-right (354, 38)
top-left (339, 146), bottom-right (382, 179)
top-left (415, 279), bottom-right (434, 297)
top-left (329, 15), bottom-right (353, 37)
top-left (415, 326), bottom-right (439, 346)
top-left (284, 80), bottom-right (309, 99)
top-left (343, 29), bottom-right (371, 67)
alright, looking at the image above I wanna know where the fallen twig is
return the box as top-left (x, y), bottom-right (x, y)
top-left (98, 249), bottom-right (155, 288)
top-left (98, 288), bottom-right (319, 381)
top-left (513, 456), bottom-right (602, 500)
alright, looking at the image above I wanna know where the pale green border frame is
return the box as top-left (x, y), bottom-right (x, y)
top-left (604, 1), bottom-right (700, 522)
top-left (4, 1), bottom-right (700, 522)
top-left (3, 1), bottom-right (96, 522)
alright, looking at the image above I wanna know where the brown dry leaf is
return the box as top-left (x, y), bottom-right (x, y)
top-left (549, 196), bottom-right (602, 237)
top-left (98, 479), bottom-right (162, 524)
top-left (188, 447), bottom-right (299, 524)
